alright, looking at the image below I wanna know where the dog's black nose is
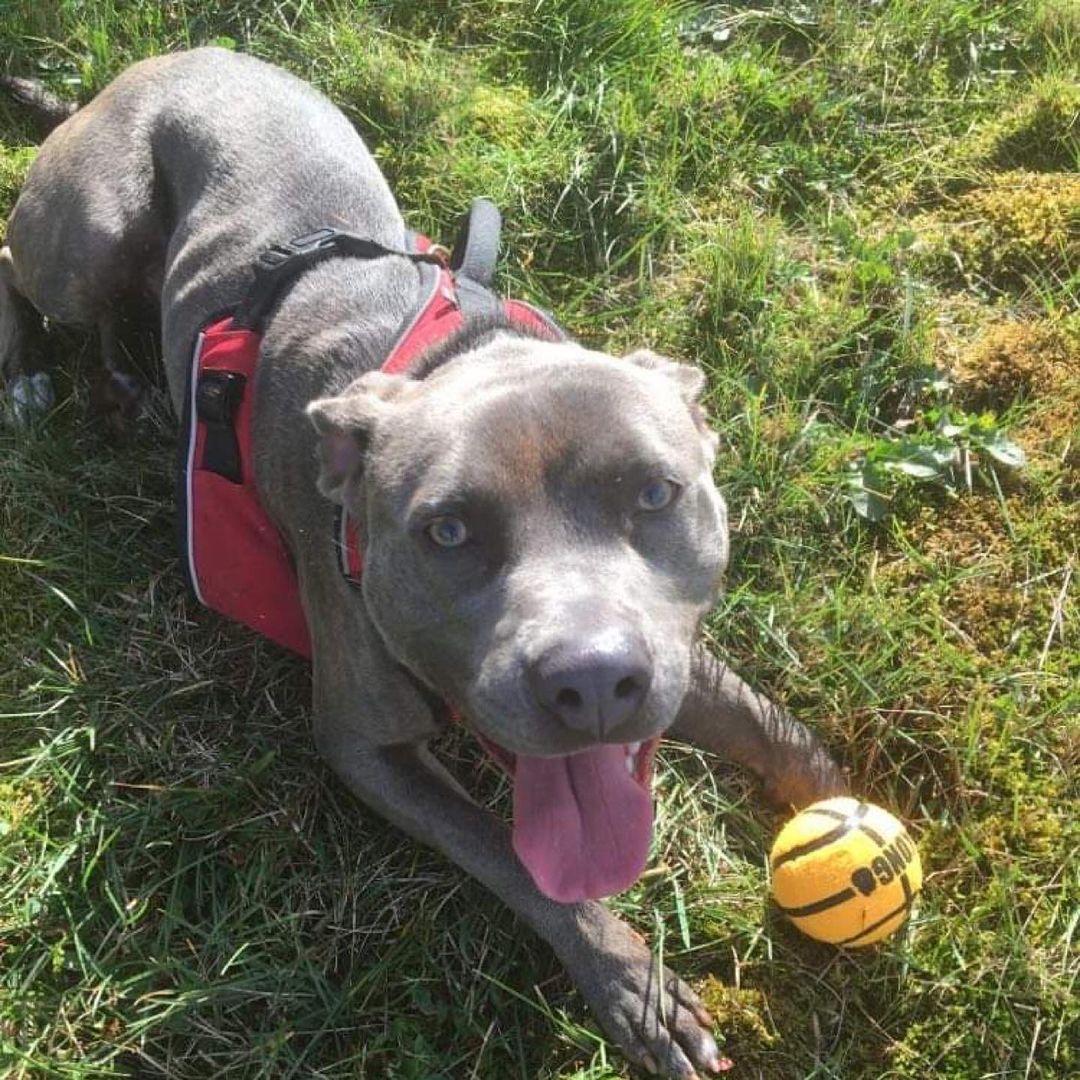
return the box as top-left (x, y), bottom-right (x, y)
top-left (529, 634), bottom-right (652, 739)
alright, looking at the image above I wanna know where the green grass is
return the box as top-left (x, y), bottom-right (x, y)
top-left (1, 1), bottom-right (1077, 1077)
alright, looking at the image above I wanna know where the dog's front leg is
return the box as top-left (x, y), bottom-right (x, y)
top-left (670, 645), bottom-right (847, 808)
top-left (314, 729), bottom-right (729, 1077)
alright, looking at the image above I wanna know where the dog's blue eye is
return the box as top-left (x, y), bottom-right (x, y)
top-left (427, 515), bottom-right (469, 548)
top-left (637, 478), bottom-right (678, 512)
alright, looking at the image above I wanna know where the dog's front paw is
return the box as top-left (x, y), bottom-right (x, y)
top-left (564, 914), bottom-right (731, 1077)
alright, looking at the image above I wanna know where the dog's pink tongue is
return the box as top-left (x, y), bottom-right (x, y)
top-left (512, 744), bottom-right (653, 903)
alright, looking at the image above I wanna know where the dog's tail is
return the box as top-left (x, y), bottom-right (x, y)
top-left (1, 74), bottom-right (78, 137)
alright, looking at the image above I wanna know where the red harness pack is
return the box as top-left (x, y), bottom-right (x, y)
top-left (178, 217), bottom-right (663, 907)
top-left (179, 237), bottom-right (560, 657)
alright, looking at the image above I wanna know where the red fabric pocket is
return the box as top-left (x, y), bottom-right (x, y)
top-left (188, 469), bottom-right (312, 659)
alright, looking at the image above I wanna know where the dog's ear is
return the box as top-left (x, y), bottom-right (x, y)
top-left (306, 371), bottom-right (410, 503)
top-left (623, 349), bottom-right (707, 404)
top-left (623, 349), bottom-right (717, 459)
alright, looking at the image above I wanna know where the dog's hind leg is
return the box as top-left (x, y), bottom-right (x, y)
top-left (4, 63), bottom-right (169, 424)
top-left (0, 246), bottom-right (53, 424)
top-left (90, 312), bottom-right (146, 429)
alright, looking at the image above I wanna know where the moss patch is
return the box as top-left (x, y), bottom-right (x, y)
top-left (951, 316), bottom-right (1079, 402)
top-left (698, 978), bottom-right (777, 1050)
top-left (892, 491), bottom-right (1080, 669)
top-left (914, 171), bottom-right (1080, 292)
top-left (967, 77), bottom-right (1080, 173)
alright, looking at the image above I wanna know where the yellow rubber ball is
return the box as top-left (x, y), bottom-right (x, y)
top-left (770, 796), bottom-right (922, 947)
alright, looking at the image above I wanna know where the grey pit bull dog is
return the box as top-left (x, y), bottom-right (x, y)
top-left (0, 49), bottom-right (845, 1077)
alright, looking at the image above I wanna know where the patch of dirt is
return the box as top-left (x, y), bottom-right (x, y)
top-left (944, 314), bottom-right (1080, 469)
top-left (952, 316), bottom-right (1078, 401)
top-left (913, 493), bottom-right (1013, 564)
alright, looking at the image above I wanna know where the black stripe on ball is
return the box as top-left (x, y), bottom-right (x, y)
top-left (802, 807), bottom-right (853, 823)
top-left (775, 885), bottom-right (857, 918)
top-left (858, 820), bottom-right (886, 846)
top-left (771, 802), bottom-right (870, 870)
top-left (804, 803), bottom-right (886, 846)
top-left (836, 871), bottom-right (915, 947)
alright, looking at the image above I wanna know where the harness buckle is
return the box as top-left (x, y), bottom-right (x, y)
top-left (196, 370), bottom-right (245, 425)
top-left (257, 228), bottom-right (338, 269)
top-left (425, 243), bottom-right (452, 266)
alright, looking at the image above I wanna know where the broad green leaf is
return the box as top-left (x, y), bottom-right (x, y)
top-left (980, 434), bottom-right (1026, 467)
top-left (847, 486), bottom-right (888, 521)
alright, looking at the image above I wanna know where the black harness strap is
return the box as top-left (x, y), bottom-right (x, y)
top-left (232, 199), bottom-right (510, 333)
top-left (195, 370), bottom-right (247, 482)
top-left (232, 228), bottom-right (447, 333)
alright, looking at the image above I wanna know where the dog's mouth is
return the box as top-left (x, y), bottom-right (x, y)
top-left (473, 732), bottom-right (661, 903)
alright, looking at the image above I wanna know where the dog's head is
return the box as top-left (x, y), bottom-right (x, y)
top-left (308, 332), bottom-right (728, 900)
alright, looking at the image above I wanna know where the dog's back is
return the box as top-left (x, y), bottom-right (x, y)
top-left (5, 48), bottom-right (404, 400)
